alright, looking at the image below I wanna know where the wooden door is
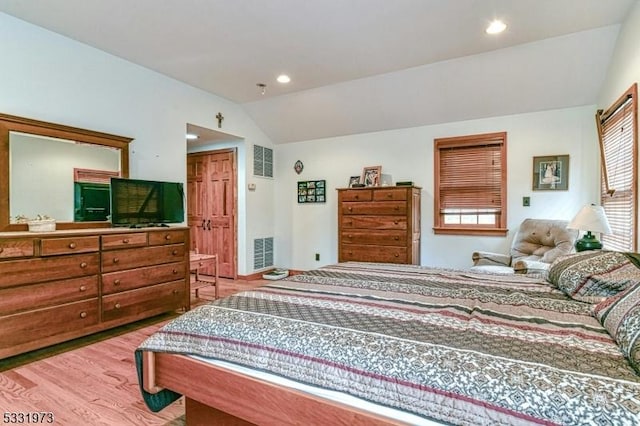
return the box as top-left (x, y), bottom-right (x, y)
top-left (187, 155), bottom-right (207, 254)
top-left (187, 149), bottom-right (237, 278)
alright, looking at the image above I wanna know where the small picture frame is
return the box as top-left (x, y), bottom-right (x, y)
top-left (361, 166), bottom-right (382, 187)
top-left (532, 155), bottom-right (569, 191)
top-left (348, 176), bottom-right (361, 187)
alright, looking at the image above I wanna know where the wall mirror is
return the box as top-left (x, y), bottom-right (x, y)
top-left (0, 113), bottom-right (132, 232)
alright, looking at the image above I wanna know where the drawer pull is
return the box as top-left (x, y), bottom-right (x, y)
top-left (114, 279), bottom-right (121, 286)
top-left (69, 242), bottom-right (77, 249)
top-left (173, 269), bottom-right (178, 274)
top-left (387, 193), bottom-right (393, 198)
top-left (348, 207), bottom-right (352, 211)
top-left (115, 303), bottom-right (121, 309)
top-left (79, 311), bottom-right (87, 319)
top-left (172, 249), bottom-right (178, 255)
top-left (172, 289), bottom-right (179, 295)
top-left (394, 253), bottom-right (399, 257)
top-left (394, 206), bottom-right (400, 211)
top-left (79, 285), bottom-right (87, 292)
top-left (165, 234), bottom-right (172, 240)
top-left (394, 236), bottom-right (400, 240)
top-left (394, 220), bottom-right (399, 225)
top-left (113, 258), bottom-right (119, 264)
top-left (80, 262), bottom-right (88, 269)
top-left (354, 195), bottom-right (359, 199)
top-left (123, 238), bottom-right (129, 244)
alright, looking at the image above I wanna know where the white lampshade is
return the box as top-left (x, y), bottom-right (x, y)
top-left (568, 205), bottom-right (612, 234)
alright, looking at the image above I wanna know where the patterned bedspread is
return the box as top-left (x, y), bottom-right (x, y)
top-left (136, 262), bottom-right (640, 425)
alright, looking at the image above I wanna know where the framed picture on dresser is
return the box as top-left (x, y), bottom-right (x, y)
top-left (361, 166), bottom-right (382, 187)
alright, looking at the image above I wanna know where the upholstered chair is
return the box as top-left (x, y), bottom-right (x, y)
top-left (471, 218), bottom-right (579, 275)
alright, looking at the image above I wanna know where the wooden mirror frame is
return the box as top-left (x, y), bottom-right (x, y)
top-left (0, 113), bottom-right (132, 232)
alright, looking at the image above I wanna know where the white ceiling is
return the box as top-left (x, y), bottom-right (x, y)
top-left (0, 0), bottom-right (635, 143)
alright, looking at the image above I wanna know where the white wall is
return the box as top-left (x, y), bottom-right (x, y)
top-left (598, 0), bottom-right (640, 108)
top-left (0, 12), bottom-right (274, 275)
top-left (275, 105), bottom-right (599, 271)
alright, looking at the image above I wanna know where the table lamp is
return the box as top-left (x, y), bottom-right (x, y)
top-left (567, 204), bottom-right (612, 251)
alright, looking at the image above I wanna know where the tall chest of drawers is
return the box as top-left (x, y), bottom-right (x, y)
top-left (0, 227), bottom-right (190, 360)
top-left (338, 186), bottom-right (421, 264)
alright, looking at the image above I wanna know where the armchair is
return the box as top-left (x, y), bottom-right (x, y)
top-left (471, 218), bottom-right (579, 275)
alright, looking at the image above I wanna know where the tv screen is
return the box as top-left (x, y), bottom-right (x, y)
top-left (74, 182), bottom-right (111, 222)
top-left (109, 178), bottom-right (185, 227)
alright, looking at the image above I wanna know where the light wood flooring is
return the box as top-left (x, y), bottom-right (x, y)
top-left (0, 277), bottom-right (267, 426)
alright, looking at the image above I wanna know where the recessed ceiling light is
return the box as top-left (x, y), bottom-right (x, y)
top-left (277, 74), bottom-right (291, 84)
top-left (186, 133), bottom-right (199, 140)
top-left (486, 20), bottom-right (507, 35)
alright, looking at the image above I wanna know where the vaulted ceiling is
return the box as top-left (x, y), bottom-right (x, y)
top-left (0, 0), bottom-right (635, 143)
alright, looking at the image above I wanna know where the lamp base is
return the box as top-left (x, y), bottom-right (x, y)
top-left (575, 231), bottom-right (602, 252)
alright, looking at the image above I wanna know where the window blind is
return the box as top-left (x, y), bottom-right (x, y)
top-left (439, 144), bottom-right (502, 212)
top-left (599, 87), bottom-right (637, 252)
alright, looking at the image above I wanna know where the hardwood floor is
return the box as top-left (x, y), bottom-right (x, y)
top-left (0, 277), bottom-right (267, 426)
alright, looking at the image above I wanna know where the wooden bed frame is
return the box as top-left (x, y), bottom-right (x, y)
top-left (142, 351), bottom-right (406, 425)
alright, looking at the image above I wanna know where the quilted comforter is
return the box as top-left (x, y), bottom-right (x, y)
top-left (136, 262), bottom-right (640, 425)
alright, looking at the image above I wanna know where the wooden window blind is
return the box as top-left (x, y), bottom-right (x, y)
top-left (434, 132), bottom-right (507, 236)
top-left (598, 83), bottom-right (638, 252)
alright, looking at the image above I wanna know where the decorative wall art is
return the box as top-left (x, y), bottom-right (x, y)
top-left (532, 155), bottom-right (569, 191)
top-left (294, 160), bottom-right (304, 174)
top-left (361, 166), bottom-right (382, 187)
top-left (297, 180), bottom-right (326, 203)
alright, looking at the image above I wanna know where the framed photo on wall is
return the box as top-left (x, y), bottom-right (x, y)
top-left (532, 155), bottom-right (569, 191)
top-left (298, 180), bottom-right (326, 203)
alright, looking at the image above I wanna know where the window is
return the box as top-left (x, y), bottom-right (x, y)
top-left (434, 132), bottom-right (507, 236)
top-left (253, 144), bottom-right (273, 178)
top-left (597, 83), bottom-right (637, 252)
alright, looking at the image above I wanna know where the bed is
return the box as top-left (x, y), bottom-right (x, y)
top-left (136, 259), bottom-right (640, 425)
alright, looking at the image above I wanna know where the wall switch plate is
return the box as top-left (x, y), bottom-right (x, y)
top-left (523, 196), bottom-right (530, 207)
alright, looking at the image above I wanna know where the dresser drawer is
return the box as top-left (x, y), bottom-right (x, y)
top-left (101, 244), bottom-right (186, 272)
top-left (0, 276), bottom-right (98, 316)
top-left (0, 238), bottom-right (35, 258)
top-left (340, 245), bottom-right (407, 264)
top-left (0, 253), bottom-right (100, 289)
top-left (0, 299), bottom-right (99, 350)
top-left (148, 230), bottom-right (186, 246)
top-left (340, 189), bottom-right (372, 202)
top-left (341, 216), bottom-right (407, 230)
top-left (373, 189), bottom-right (408, 201)
top-left (341, 230), bottom-right (407, 246)
top-left (342, 201), bottom-right (406, 215)
top-left (101, 233), bottom-right (148, 250)
top-left (40, 236), bottom-right (100, 256)
top-left (102, 280), bottom-right (186, 322)
top-left (102, 261), bottom-right (186, 294)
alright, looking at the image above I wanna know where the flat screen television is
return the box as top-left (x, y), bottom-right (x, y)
top-left (109, 178), bottom-right (185, 227)
top-left (74, 182), bottom-right (111, 222)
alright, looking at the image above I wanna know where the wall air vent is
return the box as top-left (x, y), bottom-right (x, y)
top-left (253, 145), bottom-right (273, 178)
top-left (254, 237), bottom-right (274, 270)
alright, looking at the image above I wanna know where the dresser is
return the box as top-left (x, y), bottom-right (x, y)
top-left (337, 186), bottom-right (421, 264)
top-left (0, 227), bottom-right (189, 360)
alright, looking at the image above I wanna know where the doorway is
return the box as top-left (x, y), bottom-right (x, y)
top-left (186, 124), bottom-right (241, 279)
